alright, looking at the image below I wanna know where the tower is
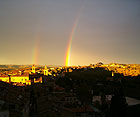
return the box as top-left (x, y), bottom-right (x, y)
top-left (8, 75), bottom-right (11, 83)
top-left (44, 65), bottom-right (48, 76)
top-left (32, 64), bottom-right (36, 73)
top-left (112, 72), bottom-right (114, 77)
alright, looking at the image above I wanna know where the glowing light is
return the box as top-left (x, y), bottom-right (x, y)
top-left (65, 6), bottom-right (84, 66)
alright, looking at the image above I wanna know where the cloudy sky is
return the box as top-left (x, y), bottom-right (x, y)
top-left (0, 0), bottom-right (140, 65)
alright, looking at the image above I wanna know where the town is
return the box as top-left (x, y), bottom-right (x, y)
top-left (0, 63), bottom-right (140, 117)
top-left (1, 0), bottom-right (140, 116)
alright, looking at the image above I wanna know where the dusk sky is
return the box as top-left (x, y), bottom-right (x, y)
top-left (0, 0), bottom-right (140, 66)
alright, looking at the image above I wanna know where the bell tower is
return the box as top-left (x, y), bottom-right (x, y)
top-left (32, 64), bottom-right (36, 73)
top-left (44, 65), bottom-right (48, 76)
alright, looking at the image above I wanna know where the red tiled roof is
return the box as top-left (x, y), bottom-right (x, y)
top-left (12, 75), bottom-right (29, 77)
top-left (0, 75), bottom-right (8, 77)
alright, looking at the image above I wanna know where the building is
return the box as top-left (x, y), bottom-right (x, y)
top-left (44, 65), bottom-right (48, 76)
top-left (0, 65), bottom-right (47, 86)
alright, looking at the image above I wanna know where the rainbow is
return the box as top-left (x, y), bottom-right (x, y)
top-left (65, 6), bottom-right (84, 66)
top-left (32, 37), bottom-right (40, 65)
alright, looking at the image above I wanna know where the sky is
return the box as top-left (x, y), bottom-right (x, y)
top-left (0, 0), bottom-right (140, 66)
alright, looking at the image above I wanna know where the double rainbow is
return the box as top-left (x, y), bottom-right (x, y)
top-left (32, 6), bottom-right (84, 66)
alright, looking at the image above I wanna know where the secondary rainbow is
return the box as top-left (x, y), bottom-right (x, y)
top-left (32, 37), bottom-right (40, 65)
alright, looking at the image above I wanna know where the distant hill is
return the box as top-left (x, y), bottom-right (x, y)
top-left (0, 65), bottom-right (32, 69)
top-left (0, 64), bottom-right (62, 70)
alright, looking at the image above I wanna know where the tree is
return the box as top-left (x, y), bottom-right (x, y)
top-left (77, 84), bottom-right (92, 104)
top-left (110, 86), bottom-right (128, 117)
